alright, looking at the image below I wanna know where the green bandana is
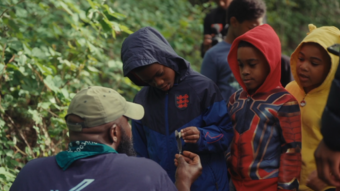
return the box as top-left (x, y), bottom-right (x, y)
top-left (56, 141), bottom-right (117, 170)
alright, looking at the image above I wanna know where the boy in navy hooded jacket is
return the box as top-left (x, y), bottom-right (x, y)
top-left (121, 27), bottom-right (233, 191)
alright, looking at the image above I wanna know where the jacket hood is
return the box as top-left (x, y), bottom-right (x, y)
top-left (227, 24), bottom-right (282, 95)
top-left (121, 27), bottom-right (190, 86)
top-left (290, 24), bottom-right (340, 93)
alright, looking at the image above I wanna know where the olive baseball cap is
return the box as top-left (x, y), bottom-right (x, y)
top-left (65, 86), bottom-right (144, 131)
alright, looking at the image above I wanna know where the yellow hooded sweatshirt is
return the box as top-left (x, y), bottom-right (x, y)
top-left (286, 24), bottom-right (340, 191)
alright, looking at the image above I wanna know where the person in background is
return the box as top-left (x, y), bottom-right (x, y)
top-left (227, 24), bottom-right (301, 191)
top-left (201, 0), bottom-right (266, 101)
top-left (281, 55), bottom-right (294, 87)
top-left (202, 0), bottom-right (233, 57)
top-left (314, 61), bottom-right (340, 190)
top-left (285, 24), bottom-right (340, 191)
top-left (10, 86), bottom-right (202, 191)
top-left (121, 26), bottom-right (233, 191)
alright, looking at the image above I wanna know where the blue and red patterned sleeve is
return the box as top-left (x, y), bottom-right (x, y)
top-left (277, 98), bottom-right (302, 191)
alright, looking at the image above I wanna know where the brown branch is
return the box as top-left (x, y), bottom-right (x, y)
top-left (39, 124), bottom-right (56, 154)
top-left (19, 129), bottom-right (35, 158)
top-left (30, 66), bottom-right (44, 82)
top-left (61, 80), bottom-right (71, 89)
top-left (14, 145), bottom-right (27, 156)
top-left (6, 113), bottom-right (15, 125)
top-left (31, 66), bottom-right (62, 106)
top-left (1, 43), bottom-right (6, 62)
top-left (7, 54), bottom-right (15, 63)
top-left (44, 109), bottom-right (59, 118)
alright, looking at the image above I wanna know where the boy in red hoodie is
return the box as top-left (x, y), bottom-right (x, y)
top-left (226, 24), bottom-right (302, 191)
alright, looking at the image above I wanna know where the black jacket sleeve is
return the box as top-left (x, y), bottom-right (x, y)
top-left (322, 64), bottom-right (340, 151)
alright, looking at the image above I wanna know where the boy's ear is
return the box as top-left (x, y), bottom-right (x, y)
top-left (230, 17), bottom-right (239, 27)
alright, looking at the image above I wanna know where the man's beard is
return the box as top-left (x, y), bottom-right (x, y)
top-left (116, 128), bottom-right (136, 156)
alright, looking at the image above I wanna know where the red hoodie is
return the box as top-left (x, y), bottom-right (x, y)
top-left (226, 24), bottom-right (302, 191)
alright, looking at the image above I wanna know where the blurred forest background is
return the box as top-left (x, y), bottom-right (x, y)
top-left (0, 0), bottom-right (339, 189)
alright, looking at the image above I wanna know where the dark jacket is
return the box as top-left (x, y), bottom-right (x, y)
top-left (280, 55), bottom-right (293, 87)
top-left (322, 64), bottom-right (340, 151)
top-left (10, 154), bottom-right (176, 191)
top-left (121, 27), bottom-right (233, 191)
top-left (200, 41), bottom-right (240, 102)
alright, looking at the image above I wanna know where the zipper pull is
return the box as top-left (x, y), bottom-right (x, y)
top-left (300, 94), bottom-right (307, 107)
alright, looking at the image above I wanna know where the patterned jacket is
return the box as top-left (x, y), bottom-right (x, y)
top-left (227, 24), bottom-right (301, 191)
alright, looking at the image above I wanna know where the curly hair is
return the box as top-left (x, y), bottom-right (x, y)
top-left (227, 0), bottom-right (266, 24)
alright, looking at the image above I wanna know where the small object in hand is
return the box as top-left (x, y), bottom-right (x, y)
top-left (175, 130), bottom-right (182, 154)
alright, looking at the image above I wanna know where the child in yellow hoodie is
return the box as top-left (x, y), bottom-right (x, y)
top-left (286, 24), bottom-right (340, 191)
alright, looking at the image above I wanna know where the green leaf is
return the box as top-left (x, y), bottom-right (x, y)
top-left (0, 119), bottom-right (5, 128)
top-left (6, 63), bottom-right (19, 71)
top-left (119, 24), bottom-right (133, 34)
top-left (32, 48), bottom-right (46, 59)
top-left (28, 109), bottom-right (42, 125)
top-left (87, 42), bottom-right (99, 54)
top-left (38, 102), bottom-right (51, 110)
top-left (59, 1), bottom-right (73, 15)
top-left (0, 63), bottom-right (6, 73)
top-left (17, 54), bottom-right (27, 66)
top-left (43, 75), bottom-right (59, 93)
top-left (60, 88), bottom-right (69, 99)
top-left (103, 5), bottom-right (126, 19)
top-left (35, 63), bottom-right (53, 76)
top-left (0, 167), bottom-right (15, 179)
top-left (87, 66), bottom-right (99, 72)
top-left (99, 18), bottom-right (112, 32)
top-left (23, 44), bottom-right (31, 56)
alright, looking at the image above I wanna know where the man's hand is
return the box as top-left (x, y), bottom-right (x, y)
top-left (174, 151), bottom-right (202, 191)
top-left (181, 127), bottom-right (200, 144)
top-left (306, 170), bottom-right (328, 191)
top-left (314, 140), bottom-right (340, 187)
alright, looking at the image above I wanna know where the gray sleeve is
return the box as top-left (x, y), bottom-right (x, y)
top-left (158, 172), bottom-right (178, 191)
top-left (10, 166), bottom-right (29, 191)
top-left (200, 51), bottom-right (218, 83)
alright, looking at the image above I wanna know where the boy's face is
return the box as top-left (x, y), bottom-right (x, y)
top-left (296, 43), bottom-right (331, 93)
top-left (237, 46), bottom-right (270, 95)
top-left (134, 63), bottom-right (175, 92)
top-left (232, 17), bottom-right (263, 38)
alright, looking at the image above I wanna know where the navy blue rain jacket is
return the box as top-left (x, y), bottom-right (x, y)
top-left (121, 27), bottom-right (233, 191)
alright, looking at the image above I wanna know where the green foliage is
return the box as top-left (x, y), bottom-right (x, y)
top-left (266, 0), bottom-right (340, 55)
top-left (111, 0), bottom-right (205, 71)
top-left (2, 0), bottom-right (340, 189)
top-left (0, 0), bottom-right (204, 189)
top-left (0, 0), bottom-right (139, 189)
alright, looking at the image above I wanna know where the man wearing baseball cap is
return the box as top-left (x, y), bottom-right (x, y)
top-left (10, 86), bottom-right (202, 191)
